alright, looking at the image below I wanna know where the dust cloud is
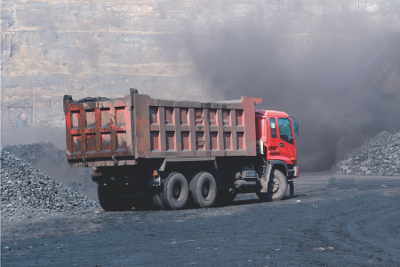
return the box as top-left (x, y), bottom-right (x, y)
top-left (3, 2), bottom-right (400, 173)
top-left (184, 18), bottom-right (400, 171)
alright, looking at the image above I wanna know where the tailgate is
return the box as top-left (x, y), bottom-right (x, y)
top-left (63, 95), bottom-right (134, 166)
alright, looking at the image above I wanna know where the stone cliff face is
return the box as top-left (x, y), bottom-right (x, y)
top-left (1, 0), bottom-right (399, 127)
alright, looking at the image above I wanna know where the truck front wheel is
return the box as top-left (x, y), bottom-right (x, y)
top-left (161, 172), bottom-right (189, 210)
top-left (189, 172), bottom-right (217, 208)
top-left (256, 169), bottom-right (288, 202)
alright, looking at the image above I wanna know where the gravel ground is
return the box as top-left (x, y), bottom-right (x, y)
top-left (1, 150), bottom-right (100, 222)
top-left (334, 131), bottom-right (400, 176)
top-left (1, 173), bottom-right (400, 267)
top-left (1, 137), bottom-right (399, 266)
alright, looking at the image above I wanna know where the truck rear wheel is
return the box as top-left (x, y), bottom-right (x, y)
top-left (98, 185), bottom-right (133, 211)
top-left (160, 172), bottom-right (189, 210)
top-left (189, 172), bottom-right (217, 208)
top-left (256, 169), bottom-right (288, 202)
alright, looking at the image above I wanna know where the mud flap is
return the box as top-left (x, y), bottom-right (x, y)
top-left (259, 161), bottom-right (272, 193)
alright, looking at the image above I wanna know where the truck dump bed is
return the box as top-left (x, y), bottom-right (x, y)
top-left (63, 89), bottom-right (262, 167)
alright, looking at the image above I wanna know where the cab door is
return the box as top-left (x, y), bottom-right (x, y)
top-left (266, 117), bottom-right (280, 159)
top-left (277, 117), bottom-right (297, 164)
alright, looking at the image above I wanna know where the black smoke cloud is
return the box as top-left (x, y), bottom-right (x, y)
top-left (185, 19), bottom-right (400, 172)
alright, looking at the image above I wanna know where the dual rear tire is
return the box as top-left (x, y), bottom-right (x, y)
top-left (160, 172), bottom-right (189, 210)
top-left (159, 171), bottom-right (218, 210)
top-left (189, 172), bottom-right (217, 208)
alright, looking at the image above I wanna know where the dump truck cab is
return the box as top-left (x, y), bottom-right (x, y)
top-left (255, 110), bottom-right (299, 180)
top-left (256, 110), bottom-right (298, 163)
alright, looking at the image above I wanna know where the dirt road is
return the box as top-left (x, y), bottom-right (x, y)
top-left (2, 173), bottom-right (400, 266)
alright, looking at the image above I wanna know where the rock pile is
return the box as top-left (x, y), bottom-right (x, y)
top-left (1, 150), bottom-right (100, 221)
top-left (334, 131), bottom-right (400, 176)
top-left (2, 142), bottom-right (98, 200)
top-left (2, 142), bottom-right (57, 163)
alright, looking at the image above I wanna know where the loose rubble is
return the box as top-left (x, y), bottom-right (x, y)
top-left (2, 142), bottom-right (98, 200)
top-left (1, 150), bottom-right (100, 222)
top-left (2, 142), bottom-right (58, 163)
top-left (334, 131), bottom-right (400, 176)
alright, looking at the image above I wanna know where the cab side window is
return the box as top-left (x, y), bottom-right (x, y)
top-left (278, 118), bottom-right (294, 144)
top-left (270, 118), bottom-right (277, 138)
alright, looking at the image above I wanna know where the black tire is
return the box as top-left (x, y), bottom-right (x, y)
top-left (144, 188), bottom-right (165, 210)
top-left (160, 172), bottom-right (189, 210)
top-left (189, 172), bottom-right (217, 208)
top-left (215, 189), bottom-right (237, 206)
top-left (151, 192), bottom-right (165, 210)
top-left (256, 169), bottom-right (288, 202)
top-left (98, 185), bottom-right (133, 211)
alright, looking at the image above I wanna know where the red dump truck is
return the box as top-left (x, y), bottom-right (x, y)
top-left (63, 89), bottom-right (299, 211)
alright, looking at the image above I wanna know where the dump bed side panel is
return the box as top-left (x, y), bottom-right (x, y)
top-left (136, 93), bottom-right (261, 159)
top-left (64, 96), bottom-right (134, 164)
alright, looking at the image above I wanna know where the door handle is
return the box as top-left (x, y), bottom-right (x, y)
top-left (280, 143), bottom-right (284, 147)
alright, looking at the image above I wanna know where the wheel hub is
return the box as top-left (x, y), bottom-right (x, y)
top-left (268, 178), bottom-right (279, 194)
top-left (202, 182), bottom-right (210, 198)
top-left (173, 183), bottom-right (182, 199)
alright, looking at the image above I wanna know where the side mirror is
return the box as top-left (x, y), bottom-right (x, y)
top-left (293, 121), bottom-right (299, 136)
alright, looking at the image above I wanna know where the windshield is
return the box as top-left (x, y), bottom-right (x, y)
top-left (278, 118), bottom-right (293, 144)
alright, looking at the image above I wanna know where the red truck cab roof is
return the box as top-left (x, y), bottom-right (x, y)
top-left (255, 110), bottom-right (289, 118)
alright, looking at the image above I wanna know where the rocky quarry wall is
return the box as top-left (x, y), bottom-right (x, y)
top-left (2, 0), bottom-right (400, 173)
top-left (2, 0), bottom-right (400, 128)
